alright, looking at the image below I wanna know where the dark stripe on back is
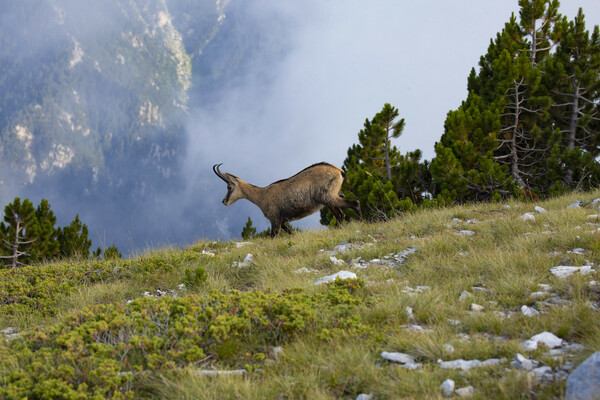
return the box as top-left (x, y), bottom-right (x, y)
top-left (271, 162), bottom-right (337, 185)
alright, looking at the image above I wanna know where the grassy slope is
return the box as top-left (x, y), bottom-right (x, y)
top-left (2, 190), bottom-right (600, 399)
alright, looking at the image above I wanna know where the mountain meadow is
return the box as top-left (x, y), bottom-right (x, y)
top-left (1, 190), bottom-right (599, 399)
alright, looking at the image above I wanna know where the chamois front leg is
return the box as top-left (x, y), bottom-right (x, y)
top-left (270, 221), bottom-right (282, 237)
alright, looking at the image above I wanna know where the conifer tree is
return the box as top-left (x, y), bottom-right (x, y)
top-left (547, 9), bottom-right (600, 190)
top-left (241, 217), bottom-right (257, 240)
top-left (0, 198), bottom-right (36, 267)
top-left (57, 214), bottom-right (92, 258)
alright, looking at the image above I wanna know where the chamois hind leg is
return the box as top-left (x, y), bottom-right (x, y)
top-left (281, 222), bottom-right (293, 234)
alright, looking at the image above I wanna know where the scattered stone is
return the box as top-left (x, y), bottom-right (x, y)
top-left (443, 344), bottom-right (455, 354)
top-left (201, 250), bottom-right (215, 256)
top-left (471, 286), bottom-right (489, 293)
top-left (294, 267), bottom-right (316, 274)
top-left (534, 206), bottom-right (548, 213)
top-left (329, 256), bottom-right (346, 266)
top-left (1, 327), bottom-right (20, 341)
top-left (400, 324), bottom-right (433, 333)
top-left (452, 218), bottom-right (462, 223)
top-left (447, 319), bottom-right (461, 326)
top-left (232, 253), bottom-right (254, 267)
top-left (405, 306), bottom-right (414, 320)
top-left (440, 379), bottom-right (455, 397)
top-left (521, 305), bottom-right (540, 317)
top-left (381, 352), bottom-right (422, 369)
top-left (521, 340), bottom-right (538, 352)
top-left (356, 394), bottom-right (373, 400)
top-left (520, 213), bottom-right (535, 221)
top-left (314, 270), bottom-right (357, 285)
top-left (568, 248), bottom-right (587, 255)
top-left (193, 369), bottom-right (248, 377)
top-left (456, 230), bottom-right (475, 236)
top-left (587, 215), bottom-right (599, 220)
top-left (550, 265), bottom-right (592, 278)
top-left (532, 366), bottom-right (554, 382)
top-left (511, 353), bottom-right (539, 371)
top-left (272, 346), bottom-right (283, 359)
top-left (538, 283), bottom-right (552, 291)
top-left (470, 303), bottom-right (484, 312)
top-left (530, 332), bottom-right (563, 349)
top-left (565, 352), bottom-right (600, 400)
top-left (465, 218), bottom-right (479, 224)
top-left (439, 357), bottom-right (506, 371)
top-left (530, 291), bottom-right (549, 299)
top-left (567, 201), bottom-right (582, 209)
top-left (456, 386), bottom-right (475, 398)
top-left (235, 242), bottom-right (253, 248)
top-left (459, 291), bottom-right (472, 301)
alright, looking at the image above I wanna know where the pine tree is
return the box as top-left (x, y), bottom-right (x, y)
top-left (57, 214), bottom-right (92, 258)
top-left (103, 244), bottom-right (122, 260)
top-left (241, 217), bottom-right (257, 240)
top-left (546, 9), bottom-right (600, 190)
top-left (0, 198), bottom-right (36, 268)
top-left (29, 199), bottom-right (60, 262)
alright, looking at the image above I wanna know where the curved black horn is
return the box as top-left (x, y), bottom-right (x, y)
top-left (213, 163), bottom-right (230, 183)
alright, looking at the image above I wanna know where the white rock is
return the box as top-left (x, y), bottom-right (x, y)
top-left (550, 266), bottom-right (592, 278)
top-left (294, 267), bottom-right (312, 274)
top-left (459, 291), bottom-right (472, 301)
top-left (530, 332), bottom-right (563, 348)
top-left (329, 256), bottom-right (346, 266)
top-left (530, 291), bottom-right (548, 299)
top-left (520, 213), bottom-right (535, 221)
top-left (567, 201), bottom-right (582, 209)
top-left (482, 358), bottom-right (506, 366)
top-left (314, 270), bottom-right (357, 285)
top-left (471, 303), bottom-right (484, 312)
top-left (534, 206), bottom-right (548, 213)
top-left (405, 306), bottom-right (414, 320)
top-left (233, 253), bottom-right (254, 267)
top-left (235, 242), bottom-right (253, 248)
top-left (587, 214), bottom-right (600, 220)
top-left (201, 250), bottom-right (215, 256)
top-left (356, 394), bottom-right (373, 400)
top-left (456, 386), bottom-right (475, 397)
top-left (381, 352), bottom-right (421, 369)
top-left (592, 198), bottom-right (600, 207)
top-left (511, 353), bottom-right (538, 370)
top-left (568, 248), bottom-right (587, 255)
top-left (521, 339), bottom-right (538, 351)
top-left (538, 283), bottom-right (552, 292)
top-left (457, 230), bottom-right (475, 236)
top-left (444, 344), bottom-right (455, 354)
top-left (521, 305), bottom-right (540, 317)
top-left (532, 366), bottom-right (554, 381)
top-left (439, 359), bottom-right (482, 371)
top-left (452, 218), bottom-right (462, 223)
top-left (440, 379), bottom-right (455, 397)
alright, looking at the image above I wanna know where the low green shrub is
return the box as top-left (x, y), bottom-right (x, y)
top-left (0, 251), bottom-right (200, 317)
top-left (0, 279), bottom-right (367, 399)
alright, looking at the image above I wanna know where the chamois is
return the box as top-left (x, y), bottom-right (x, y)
top-left (213, 163), bottom-right (361, 237)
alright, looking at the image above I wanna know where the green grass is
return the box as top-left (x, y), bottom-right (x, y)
top-left (1, 191), bottom-right (600, 399)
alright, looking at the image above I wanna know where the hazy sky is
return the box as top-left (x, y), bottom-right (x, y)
top-left (186, 0), bottom-right (600, 237)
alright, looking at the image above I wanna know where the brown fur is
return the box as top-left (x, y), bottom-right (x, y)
top-left (213, 163), bottom-right (361, 237)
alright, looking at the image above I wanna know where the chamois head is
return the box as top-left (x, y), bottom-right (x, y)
top-left (212, 164), bottom-right (244, 206)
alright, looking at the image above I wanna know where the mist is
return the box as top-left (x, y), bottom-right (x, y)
top-left (2, 0), bottom-right (599, 254)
